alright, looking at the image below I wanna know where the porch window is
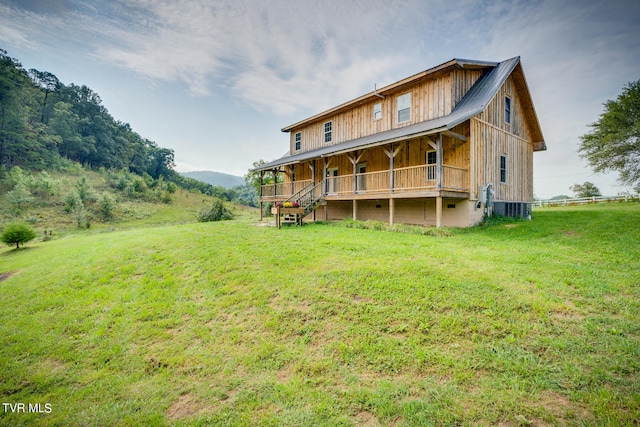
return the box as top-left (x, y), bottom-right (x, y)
top-left (373, 103), bottom-right (382, 120)
top-left (426, 150), bottom-right (436, 180)
top-left (294, 132), bottom-right (301, 151)
top-left (505, 96), bottom-right (511, 124)
top-left (324, 121), bottom-right (332, 143)
top-left (397, 93), bottom-right (411, 123)
top-left (500, 155), bottom-right (507, 183)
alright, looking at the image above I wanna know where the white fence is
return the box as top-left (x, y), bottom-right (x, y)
top-left (533, 194), bottom-right (639, 208)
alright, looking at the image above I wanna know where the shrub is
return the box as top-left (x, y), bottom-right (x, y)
top-left (75, 177), bottom-right (96, 204)
top-left (63, 191), bottom-right (82, 213)
top-left (197, 198), bottom-right (234, 222)
top-left (165, 182), bottom-right (177, 194)
top-left (1, 222), bottom-right (37, 249)
top-left (160, 191), bottom-right (172, 204)
top-left (98, 193), bottom-right (116, 221)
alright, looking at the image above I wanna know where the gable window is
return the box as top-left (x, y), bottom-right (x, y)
top-left (500, 155), bottom-right (507, 183)
top-left (373, 103), bottom-right (382, 120)
top-left (505, 96), bottom-right (511, 124)
top-left (324, 121), bottom-right (332, 143)
top-left (397, 93), bottom-right (411, 123)
top-left (294, 132), bottom-right (301, 151)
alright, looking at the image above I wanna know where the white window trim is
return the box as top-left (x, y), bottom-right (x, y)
top-left (324, 121), bottom-right (332, 143)
top-left (500, 154), bottom-right (507, 183)
top-left (373, 103), bottom-right (382, 121)
top-left (294, 132), bottom-right (301, 151)
top-left (397, 93), bottom-right (411, 124)
top-left (505, 96), bottom-right (512, 125)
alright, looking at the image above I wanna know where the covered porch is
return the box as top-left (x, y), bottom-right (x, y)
top-left (257, 130), bottom-right (470, 227)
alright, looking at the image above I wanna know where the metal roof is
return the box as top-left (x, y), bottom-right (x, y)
top-left (254, 56), bottom-right (545, 172)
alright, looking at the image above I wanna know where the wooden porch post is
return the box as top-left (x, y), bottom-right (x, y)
top-left (390, 143), bottom-right (395, 192)
top-left (436, 196), bottom-right (443, 228)
top-left (389, 198), bottom-right (395, 225)
top-left (259, 171), bottom-right (264, 221)
top-left (353, 200), bottom-right (357, 220)
top-left (259, 171), bottom-right (264, 197)
top-left (436, 133), bottom-right (443, 191)
top-left (290, 165), bottom-right (294, 195)
top-left (436, 133), bottom-right (443, 228)
top-left (272, 169), bottom-right (278, 198)
top-left (309, 161), bottom-right (316, 221)
top-left (384, 142), bottom-right (403, 193)
top-left (323, 157), bottom-right (328, 194)
top-left (351, 151), bottom-right (358, 194)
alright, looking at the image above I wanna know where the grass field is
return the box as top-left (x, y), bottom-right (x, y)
top-left (0, 203), bottom-right (639, 426)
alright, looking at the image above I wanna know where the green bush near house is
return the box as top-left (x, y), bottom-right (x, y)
top-left (197, 198), bottom-right (234, 222)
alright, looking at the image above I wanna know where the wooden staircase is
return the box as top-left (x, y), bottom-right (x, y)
top-left (295, 181), bottom-right (325, 218)
top-left (275, 182), bottom-right (324, 228)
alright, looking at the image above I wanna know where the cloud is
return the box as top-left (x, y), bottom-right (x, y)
top-left (7, 0), bottom-right (423, 112)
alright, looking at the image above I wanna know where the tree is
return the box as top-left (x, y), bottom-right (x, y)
top-left (5, 181), bottom-right (34, 210)
top-left (28, 69), bottom-right (61, 124)
top-left (570, 182), bottom-right (601, 198)
top-left (245, 159), bottom-right (282, 194)
top-left (98, 193), bottom-right (116, 221)
top-left (579, 80), bottom-right (640, 191)
top-left (1, 222), bottom-right (37, 249)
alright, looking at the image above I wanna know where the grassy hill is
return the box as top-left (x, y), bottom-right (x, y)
top-left (0, 203), bottom-right (639, 425)
top-left (0, 166), bottom-right (252, 236)
top-left (180, 170), bottom-right (245, 188)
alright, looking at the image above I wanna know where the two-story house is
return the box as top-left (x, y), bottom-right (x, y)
top-left (254, 56), bottom-right (546, 227)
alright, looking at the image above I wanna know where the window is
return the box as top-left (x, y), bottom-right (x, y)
top-left (397, 93), bottom-right (411, 123)
top-left (294, 132), bottom-right (301, 151)
top-left (505, 96), bottom-right (511, 124)
top-left (426, 151), bottom-right (437, 165)
top-left (500, 155), bottom-right (507, 183)
top-left (426, 150), bottom-right (437, 180)
top-left (373, 103), bottom-right (382, 120)
top-left (324, 121), bottom-right (332, 143)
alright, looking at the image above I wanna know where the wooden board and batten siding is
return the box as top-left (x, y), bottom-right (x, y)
top-left (289, 69), bottom-right (484, 154)
top-left (470, 74), bottom-right (535, 203)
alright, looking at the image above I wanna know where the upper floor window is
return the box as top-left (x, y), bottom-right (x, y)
top-left (294, 132), bottom-right (301, 151)
top-left (373, 103), bottom-right (382, 120)
top-left (397, 93), bottom-right (411, 123)
top-left (505, 96), bottom-right (511, 124)
top-left (500, 155), bottom-right (507, 183)
top-left (324, 121), bottom-right (332, 143)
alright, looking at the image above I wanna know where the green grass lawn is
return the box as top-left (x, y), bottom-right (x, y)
top-left (1, 203), bottom-right (639, 426)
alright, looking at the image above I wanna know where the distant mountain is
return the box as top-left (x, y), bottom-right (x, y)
top-left (181, 171), bottom-right (245, 188)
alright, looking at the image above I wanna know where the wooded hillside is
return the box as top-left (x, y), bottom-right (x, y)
top-left (0, 48), bottom-right (173, 178)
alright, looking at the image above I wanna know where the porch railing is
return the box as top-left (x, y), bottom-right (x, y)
top-left (261, 164), bottom-right (467, 198)
top-left (441, 165), bottom-right (468, 191)
top-left (394, 165), bottom-right (436, 192)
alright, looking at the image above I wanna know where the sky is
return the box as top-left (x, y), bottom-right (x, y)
top-left (1, 0), bottom-right (639, 198)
